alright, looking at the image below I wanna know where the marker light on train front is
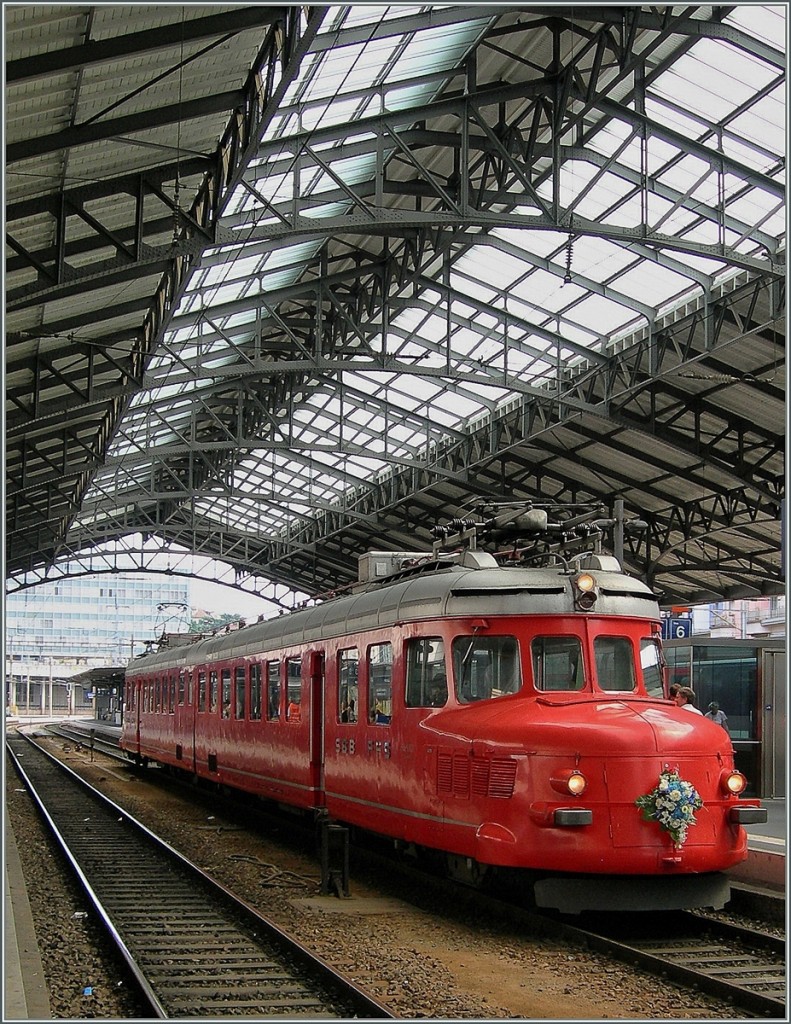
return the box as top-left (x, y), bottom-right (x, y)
top-left (576, 573), bottom-right (595, 592)
top-left (574, 572), bottom-right (598, 610)
top-left (721, 769), bottom-right (748, 795)
top-left (550, 769), bottom-right (588, 796)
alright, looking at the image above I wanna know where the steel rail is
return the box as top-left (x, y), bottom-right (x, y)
top-left (6, 732), bottom-right (394, 1019)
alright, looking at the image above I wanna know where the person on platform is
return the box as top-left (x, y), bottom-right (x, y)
top-left (704, 701), bottom-right (729, 732)
top-left (675, 686), bottom-right (703, 715)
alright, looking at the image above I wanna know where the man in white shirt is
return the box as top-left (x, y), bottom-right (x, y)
top-left (675, 686), bottom-right (703, 715)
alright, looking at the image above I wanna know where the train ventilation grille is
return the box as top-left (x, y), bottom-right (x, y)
top-left (438, 754), bottom-right (516, 799)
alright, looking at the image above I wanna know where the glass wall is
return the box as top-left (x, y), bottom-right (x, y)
top-left (664, 639), bottom-right (784, 798)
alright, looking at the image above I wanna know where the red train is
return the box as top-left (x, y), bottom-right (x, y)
top-left (120, 504), bottom-right (766, 912)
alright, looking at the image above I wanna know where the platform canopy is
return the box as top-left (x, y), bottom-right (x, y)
top-left (5, 5), bottom-right (785, 607)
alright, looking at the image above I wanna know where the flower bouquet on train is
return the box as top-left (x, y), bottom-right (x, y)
top-left (636, 766), bottom-right (703, 847)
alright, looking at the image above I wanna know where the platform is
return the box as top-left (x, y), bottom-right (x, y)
top-left (728, 797), bottom-right (786, 891)
top-left (4, 819), bottom-right (51, 1020)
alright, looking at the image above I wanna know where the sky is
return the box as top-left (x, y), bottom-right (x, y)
top-left (189, 576), bottom-right (282, 622)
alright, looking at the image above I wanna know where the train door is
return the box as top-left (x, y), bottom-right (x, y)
top-left (135, 676), bottom-right (142, 753)
top-left (181, 668), bottom-right (194, 773)
top-left (308, 650), bottom-right (326, 805)
top-left (761, 650), bottom-right (786, 798)
top-left (128, 674), bottom-right (141, 754)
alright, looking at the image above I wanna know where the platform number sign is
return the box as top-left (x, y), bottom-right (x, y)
top-left (662, 618), bottom-right (691, 640)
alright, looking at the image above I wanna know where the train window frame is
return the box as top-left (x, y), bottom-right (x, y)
top-left (266, 660), bottom-right (280, 720)
top-left (338, 648), bottom-right (359, 724)
top-left (169, 674), bottom-right (176, 713)
top-left (452, 634), bottom-right (521, 703)
top-left (177, 671), bottom-right (185, 706)
top-left (250, 663), bottom-right (262, 720)
top-left (155, 676), bottom-right (161, 713)
top-left (198, 670), bottom-right (207, 713)
top-left (234, 665), bottom-right (246, 719)
top-left (286, 656), bottom-right (302, 722)
top-left (405, 637), bottom-right (448, 708)
top-left (594, 635), bottom-right (636, 692)
top-left (532, 636), bottom-right (586, 692)
top-left (640, 637), bottom-right (664, 697)
top-left (209, 670), bottom-right (218, 714)
top-left (221, 668), bottom-right (232, 718)
top-left (368, 642), bottom-right (393, 724)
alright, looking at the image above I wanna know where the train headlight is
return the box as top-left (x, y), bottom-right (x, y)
top-left (574, 573), bottom-right (598, 610)
top-left (550, 769), bottom-right (588, 796)
top-left (721, 770), bottom-right (748, 795)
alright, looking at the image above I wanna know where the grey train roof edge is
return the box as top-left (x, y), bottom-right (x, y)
top-left (128, 554), bottom-right (660, 672)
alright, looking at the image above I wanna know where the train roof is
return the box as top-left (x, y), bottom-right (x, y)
top-left (129, 551), bottom-right (659, 671)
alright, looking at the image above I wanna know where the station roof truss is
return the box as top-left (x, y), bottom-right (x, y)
top-left (5, 4), bottom-right (786, 609)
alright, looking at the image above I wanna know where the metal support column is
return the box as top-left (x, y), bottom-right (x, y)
top-left (318, 818), bottom-right (350, 898)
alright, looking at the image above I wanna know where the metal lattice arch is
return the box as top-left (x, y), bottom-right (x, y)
top-left (5, 5), bottom-right (785, 609)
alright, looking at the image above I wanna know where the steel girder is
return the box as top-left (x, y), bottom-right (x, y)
top-left (5, 7), bottom-right (329, 580)
top-left (6, 5), bottom-right (785, 608)
top-left (19, 268), bottom-right (782, 604)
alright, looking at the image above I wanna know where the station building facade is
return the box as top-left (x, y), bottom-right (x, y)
top-left (5, 574), bottom-right (190, 715)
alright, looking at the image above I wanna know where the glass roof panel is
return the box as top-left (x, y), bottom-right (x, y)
top-left (77, 4), bottom-right (783, 574)
top-left (725, 3), bottom-right (785, 44)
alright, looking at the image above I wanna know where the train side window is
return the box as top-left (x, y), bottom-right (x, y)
top-left (169, 674), bottom-right (176, 713)
top-left (286, 657), bottom-right (302, 721)
top-left (368, 642), bottom-right (393, 724)
top-left (250, 663), bottom-right (262, 720)
top-left (155, 676), bottom-right (162, 712)
top-left (178, 671), bottom-right (185, 706)
top-left (594, 637), bottom-right (636, 692)
top-left (266, 661), bottom-right (280, 720)
top-left (532, 637), bottom-right (585, 691)
top-left (405, 637), bottom-right (447, 708)
top-left (198, 670), bottom-right (207, 712)
top-left (235, 665), bottom-right (246, 719)
top-left (640, 638), bottom-right (664, 697)
top-left (221, 669), bottom-right (232, 718)
top-left (186, 670), bottom-right (193, 706)
top-left (452, 635), bottom-right (520, 702)
top-left (338, 648), bottom-right (359, 723)
top-left (209, 671), bottom-right (218, 714)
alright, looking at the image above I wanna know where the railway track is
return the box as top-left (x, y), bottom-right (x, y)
top-left (46, 722), bottom-right (128, 763)
top-left (575, 911), bottom-right (785, 1019)
top-left (7, 732), bottom-right (393, 1019)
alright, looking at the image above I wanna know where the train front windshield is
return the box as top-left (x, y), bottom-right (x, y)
top-left (531, 634), bottom-right (663, 695)
top-left (453, 636), bottom-right (521, 703)
top-left (453, 632), bottom-right (665, 699)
